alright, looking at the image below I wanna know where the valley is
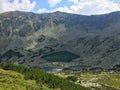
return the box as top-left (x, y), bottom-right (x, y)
top-left (0, 11), bottom-right (120, 90)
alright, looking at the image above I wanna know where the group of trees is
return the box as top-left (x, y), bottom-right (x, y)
top-left (0, 63), bottom-right (90, 90)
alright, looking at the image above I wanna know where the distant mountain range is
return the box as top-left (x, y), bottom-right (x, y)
top-left (0, 11), bottom-right (120, 70)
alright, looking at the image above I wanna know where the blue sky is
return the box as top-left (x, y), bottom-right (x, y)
top-left (0, 0), bottom-right (120, 15)
top-left (31, 0), bottom-right (73, 12)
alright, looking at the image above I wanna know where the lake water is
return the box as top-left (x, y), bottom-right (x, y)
top-left (43, 67), bottom-right (62, 72)
top-left (43, 66), bottom-right (81, 72)
top-left (43, 67), bottom-right (54, 72)
top-left (69, 66), bottom-right (81, 70)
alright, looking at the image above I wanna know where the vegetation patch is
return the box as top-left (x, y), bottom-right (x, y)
top-left (42, 51), bottom-right (80, 62)
top-left (0, 63), bottom-right (90, 90)
top-left (74, 72), bottom-right (120, 90)
top-left (0, 69), bottom-right (39, 90)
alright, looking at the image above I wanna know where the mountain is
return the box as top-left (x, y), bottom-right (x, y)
top-left (0, 11), bottom-right (120, 69)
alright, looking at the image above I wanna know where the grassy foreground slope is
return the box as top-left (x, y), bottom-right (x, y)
top-left (0, 69), bottom-right (39, 90)
top-left (0, 63), bottom-right (90, 90)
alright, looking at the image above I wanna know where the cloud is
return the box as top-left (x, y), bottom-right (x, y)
top-left (52, 0), bottom-right (120, 15)
top-left (38, 8), bottom-right (49, 13)
top-left (0, 0), bottom-right (36, 13)
top-left (48, 0), bottom-right (61, 7)
top-left (67, 0), bottom-right (78, 4)
top-left (52, 6), bottom-right (70, 12)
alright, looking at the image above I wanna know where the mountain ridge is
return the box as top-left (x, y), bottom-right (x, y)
top-left (0, 11), bottom-right (120, 69)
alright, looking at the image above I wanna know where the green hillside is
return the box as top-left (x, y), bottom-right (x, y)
top-left (0, 63), bottom-right (90, 90)
top-left (0, 69), bottom-right (39, 90)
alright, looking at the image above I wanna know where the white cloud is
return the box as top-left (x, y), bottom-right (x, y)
top-left (52, 0), bottom-right (120, 15)
top-left (52, 6), bottom-right (70, 12)
top-left (48, 0), bottom-right (61, 7)
top-left (67, 0), bottom-right (78, 4)
top-left (0, 0), bottom-right (36, 13)
top-left (38, 8), bottom-right (49, 13)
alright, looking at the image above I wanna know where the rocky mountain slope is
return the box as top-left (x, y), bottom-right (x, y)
top-left (0, 11), bottom-right (120, 69)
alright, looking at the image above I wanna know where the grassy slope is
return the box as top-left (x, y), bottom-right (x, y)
top-left (0, 63), bottom-right (90, 90)
top-left (0, 69), bottom-right (39, 90)
top-left (98, 73), bottom-right (120, 89)
top-left (77, 72), bottom-right (120, 90)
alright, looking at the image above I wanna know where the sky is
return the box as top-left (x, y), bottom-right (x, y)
top-left (0, 0), bottom-right (120, 15)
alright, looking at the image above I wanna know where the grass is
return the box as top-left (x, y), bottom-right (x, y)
top-left (0, 68), bottom-right (54, 90)
top-left (0, 63), bottom-right (90, 90)
top-left (75, 72), bottom-right (120, 90)
top-left (98, 73), bottom-right (120, 89)
top-left (0, 69), bottom-right (39, 90)
top-left (42, 51), bottom-right (80, 62)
